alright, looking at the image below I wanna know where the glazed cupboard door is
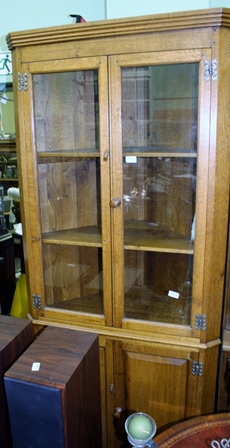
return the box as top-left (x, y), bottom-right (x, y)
top-left (18, 58), bottom-right (112, 326)
top-left (110, 49), bottom-right (211, 337)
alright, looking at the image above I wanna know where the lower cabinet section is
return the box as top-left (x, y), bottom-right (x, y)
top-left (100, 336), bottom-right (220, 448)
top-left (2, 323), bottom-right (219, 448)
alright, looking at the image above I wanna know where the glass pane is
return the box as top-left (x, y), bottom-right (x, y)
top-left (122, 63), bottom-right (198, 325)
top-left (33, 71), bottom-right (103, 315)
top-left (43, 245), bottom-right (103, 314)
top-left (33, 71), bottom-right (99, 154)
top-left (125, 251), bottom-right (193, 325)
top-left (122, 64), bottom-right (198, 152)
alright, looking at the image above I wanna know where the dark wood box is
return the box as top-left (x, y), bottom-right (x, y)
top-left (0, 315), bottom-right (34, 447)
top-left (4, 326), bottom-right (102, 448)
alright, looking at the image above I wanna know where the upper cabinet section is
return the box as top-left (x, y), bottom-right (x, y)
top-left (7, 9), bottom-right (230, 342)
top-left (6, 8), bottom-right (230, 52)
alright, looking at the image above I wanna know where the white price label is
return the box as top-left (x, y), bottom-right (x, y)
top-left (31, 362), bottom-right (40, 371)
top-left (125, 156), bottom-right (137, 164)
top-left (168, 290), bottom-right (180, 299)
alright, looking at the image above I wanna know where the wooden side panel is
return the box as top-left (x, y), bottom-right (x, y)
top-left (195, 344), bottom-right (220, 415)
top-left (200, 28), bottom-right (230, 342)
top-left (99, 337), bottom-right (115, 448)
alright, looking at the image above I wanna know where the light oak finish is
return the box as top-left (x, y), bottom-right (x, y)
top-left (7, 8), bottom-right (230, 447)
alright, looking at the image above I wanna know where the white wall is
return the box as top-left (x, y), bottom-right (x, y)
top-left (106, 0), bottom-right (211, 18)
top-left (1, 0), bottom-right (230, 51)
top-left (106, 0), bottom-right (230, 19)
top-left (0, 0), bottom-right (106, 51)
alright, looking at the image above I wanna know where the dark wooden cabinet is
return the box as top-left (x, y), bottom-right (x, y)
top-left (0, 315), bottom-right (34, 448)
top-left (4, 326), bottom-right (101, 448)
top-left (217, 223), bottom-right (230, 412)
top-left (0, 140), bottom-right (18, 196)
top-left (0, 233), bottom-right (16, 314)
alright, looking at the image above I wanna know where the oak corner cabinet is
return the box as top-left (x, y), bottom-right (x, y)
top-left (7, 8), bottom-right (230, 447)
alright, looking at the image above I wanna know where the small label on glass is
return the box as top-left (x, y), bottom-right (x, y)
top-left (31, 362), bottom-right (40, 371)
top-left (125, 156), bottom-right (137, 163)
top-left (168, 290), bottom-right (180, 299)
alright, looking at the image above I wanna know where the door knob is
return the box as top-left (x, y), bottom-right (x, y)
top-left (113, 407), bottom-right (123, 419)
top-left (110, 198), bottom-right (121, 208)
top-left (103, 150), bottom-right (109, 161)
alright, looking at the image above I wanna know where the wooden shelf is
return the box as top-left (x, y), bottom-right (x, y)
top-left (124, 285), bottom-right (190, 324)
top-left (42, 226), bottom-right (102, 247)
top-left (0, 178), bottom-right (18, 182)
top-left (42, 221), bottom-right (193, 254)
top-left (36, 147), bottom-right (197, 161)
top-left (46, 287), bottom-right (190, 325)
top-left (124, 220), bottom-right (193, 253)
top-left (37, 149), bottom-right (99, 162)
top-left (0, 140), bottom-right (16, 153)
top-left (48, 292), bottom-right (104, 315)
top-left (124, 147), bottom-right (197, 158)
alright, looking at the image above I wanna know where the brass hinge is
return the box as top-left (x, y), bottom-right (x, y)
top-left (204, 59), bottom-right (218, 82)
top-left (194, 313), bottom-right (207, 331)
top-left (17, 72), bottom-right (28, 91)
top-left (32, 294), bottom-right (42, 309)
top-left (192, 361), bottom-right (203, 377)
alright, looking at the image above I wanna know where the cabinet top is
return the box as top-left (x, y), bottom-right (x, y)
top-left (6, 7), bottom-right (230, 50)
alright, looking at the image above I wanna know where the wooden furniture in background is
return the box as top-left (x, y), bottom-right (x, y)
top-left (154, 413), bottom-right (230, 447)
top-left (0, 140), bottom-right (18, 229)
top-left (4, 326), bottom-right (101, 448)
top-left (0, 315), bottom-right (34, 448)
top-left (0, 140), bottom-right (18, 196)
top-left (217, 222), bottom-right (230, 412)
top-left (0, 232), bottom-right (16, 315)
top-left (7, 8), bottom-right (230, 446)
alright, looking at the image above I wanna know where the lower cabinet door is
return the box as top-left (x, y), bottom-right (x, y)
top-left (112, 340), bottom-right (200, 447)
